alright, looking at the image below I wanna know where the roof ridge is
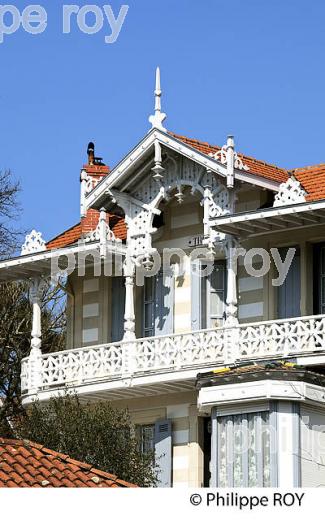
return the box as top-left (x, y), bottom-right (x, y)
top-left (46, 221), bottom-right (81, 246)
top-left (169, 131), bottom-right (288, 173)
top-left (290, 163), bottom-right (325, 173)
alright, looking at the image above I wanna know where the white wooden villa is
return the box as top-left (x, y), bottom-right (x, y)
top-left (2, 69), bottom-right (325, 487)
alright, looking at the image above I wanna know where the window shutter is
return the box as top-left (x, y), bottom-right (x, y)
top-left (155, 269), bottom-right (174, 336)
top-left (154, 419), bottom-right (172, 487)
top-left (191, 260), bottom-right (202, 330)
top-left (111, 277), bottom-right (125, 342)
top-left (208, 260), bottom-right (227, 327)
top-left (277, 247), bottom-right (300, 319)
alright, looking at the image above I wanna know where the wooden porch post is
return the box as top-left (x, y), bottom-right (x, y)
top-left (225, 237), bottom-right (238, 326)
top-left (123, 259), bottom-right (136, 341)
top-left (28, 277), bottom-right (44, 393)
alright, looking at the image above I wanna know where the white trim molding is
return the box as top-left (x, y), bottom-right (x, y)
top-left (85, 130), bottom-right (281, 211)
top-left (21, 230), bottom-right (46, 256)
top-left (198, 379), bottom-right (325, 412)
top-left (0, 241), bottom-right (127, 282)
top-left (273, 175), bottom-right (306, 207)
top-left (210, 198), bottom-right (325, 238)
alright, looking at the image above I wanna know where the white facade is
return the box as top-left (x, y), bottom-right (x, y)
top-left (2, 70), bottom-right (325, 487)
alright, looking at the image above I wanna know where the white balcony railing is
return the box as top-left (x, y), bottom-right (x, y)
top-left (21, 314), bottom-right (325, 396)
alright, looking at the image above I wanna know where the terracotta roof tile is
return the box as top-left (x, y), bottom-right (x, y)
top-left (46, 222), bottom-right (82, 250)
top-left (290, 164), bottom-right (325, 202)
top-left (46, 212), bottom-right (127, 251)
top-left (46, 133), bottom-right (325, 253)
top-left (0, 438), bottom-right (136, 488)
top-left (169, 132), bottom-right (289, 183)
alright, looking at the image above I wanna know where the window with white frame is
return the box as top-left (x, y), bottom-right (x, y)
top-left (143, 270), bottom-right (174, 337)
top-left (195, 260), bottom-right (227, 329)
top-left (138, 424), bottom-right (155, 455)
top-left (208, 260), bottom-right (227, 328)
top-left (214, 408), bottom-right (276, 487)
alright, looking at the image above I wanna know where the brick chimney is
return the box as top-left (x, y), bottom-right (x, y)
top-left (80, 142), bottom-right (110, 234)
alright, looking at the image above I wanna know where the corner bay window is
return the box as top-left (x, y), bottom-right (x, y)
top-left (212, 406), bottom-right (277, 487)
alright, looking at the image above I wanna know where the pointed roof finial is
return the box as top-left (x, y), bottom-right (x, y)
top-left (149, 67), bottom-right (167, 131)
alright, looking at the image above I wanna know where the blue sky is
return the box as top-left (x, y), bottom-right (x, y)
top-left (1, 0), bottom-right (325, 241)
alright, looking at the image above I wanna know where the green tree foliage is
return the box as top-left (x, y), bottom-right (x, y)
top-left (0, 281), bottom-right (66, 435)
top-left (16, 394), bottom-right (158, 487)
top-left (0, 168), bottom-right (66, 435)
top-left (0, 169), bottom-right (21, 259)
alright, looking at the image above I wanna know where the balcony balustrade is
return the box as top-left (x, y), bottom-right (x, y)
top-left (21, 314), bottom-right (325, 399)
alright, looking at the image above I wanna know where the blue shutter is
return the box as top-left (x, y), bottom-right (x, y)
top-left (111, 277), bottom-right (125, 342)
top-left (154, 419), bottom-right (172, 487)
top-left (208, 260), bottom-right (227, 327)
top-left (155, 269), bottom-right (174, 336)
top-left (277, 247), bottom-right (300, 319)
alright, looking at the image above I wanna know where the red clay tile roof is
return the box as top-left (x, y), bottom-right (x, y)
top-left (290, 164), bottom-right (325, 202)
top-left (47, 212), bottom-right (127, 250)
top-left (47, 133), bottom-right (325, 252)
top-left (0, 438), bottom-right (136, 488)
top-left (47, 222), bottom-right (82, 250)
top-left (170, 132), bottom-right (288, 184)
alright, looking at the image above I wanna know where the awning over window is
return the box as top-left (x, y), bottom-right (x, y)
top-left (210, 199), bottom-right (325, 239)
top-left (0, 242), bottom-right (126, 282)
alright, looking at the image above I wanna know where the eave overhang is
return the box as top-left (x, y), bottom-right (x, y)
top-left (209, 199), bottom-right (325, 239)
top-left (198, 378), bottom-right (325, 413)
top-left (0, 241), bottom-right (127, 282)
top-left (86, 129), bottom-right (281, 211)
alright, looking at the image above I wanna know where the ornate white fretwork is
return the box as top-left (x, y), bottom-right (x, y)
top-left (24, 277), bottom-right (48, 393)
top-left (148, 67), bottom-right (167, 132)
top-left (130, 156), bottom-right (232, 256)
top-left (123, 258), bottom-right (136, 341)
top-left (210, 135), bottom-right (249, 188)
top-left (151, 139), bottom-right (165, 180)
top-left (224, 237), bottom-right (239, 326)
top-left (84, 208), bottom-right (121, 260)
top-left (21, 230), bottom-right (46, 256)
top-left (273, 176), bottom-right (306, 207)
top-left (84, 219), bottom-right (118, 243)
top-left (81, 170), bottom-right (101, 195)
top-left (80, 169), bottom-right (102, 217)
top-left (21, 314), bottom-right (325, 395)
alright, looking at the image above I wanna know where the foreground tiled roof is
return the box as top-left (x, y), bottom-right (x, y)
top-left (0, 438), bottom-right (136, 488)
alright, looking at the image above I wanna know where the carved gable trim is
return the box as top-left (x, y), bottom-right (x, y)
top-left (21, 230), bottom-right (46, 256)
top-left (273, 176), bottom-right (306, 207)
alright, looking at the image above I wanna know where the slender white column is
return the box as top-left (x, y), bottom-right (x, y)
top-left (99, 207), bottom-right (107, 258)
top-left (80, 169), bottom-right (88, 218)
top-left (226, 135), bottom-right (235, 188)
top-left (123, 259), bottom-right (136, 341)
top-left (30, 278), bottom-right (42, 349)
top-left (225, 237), bottom-right (238, 326)
top-left (29, 278), bottom-right (44, 393)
